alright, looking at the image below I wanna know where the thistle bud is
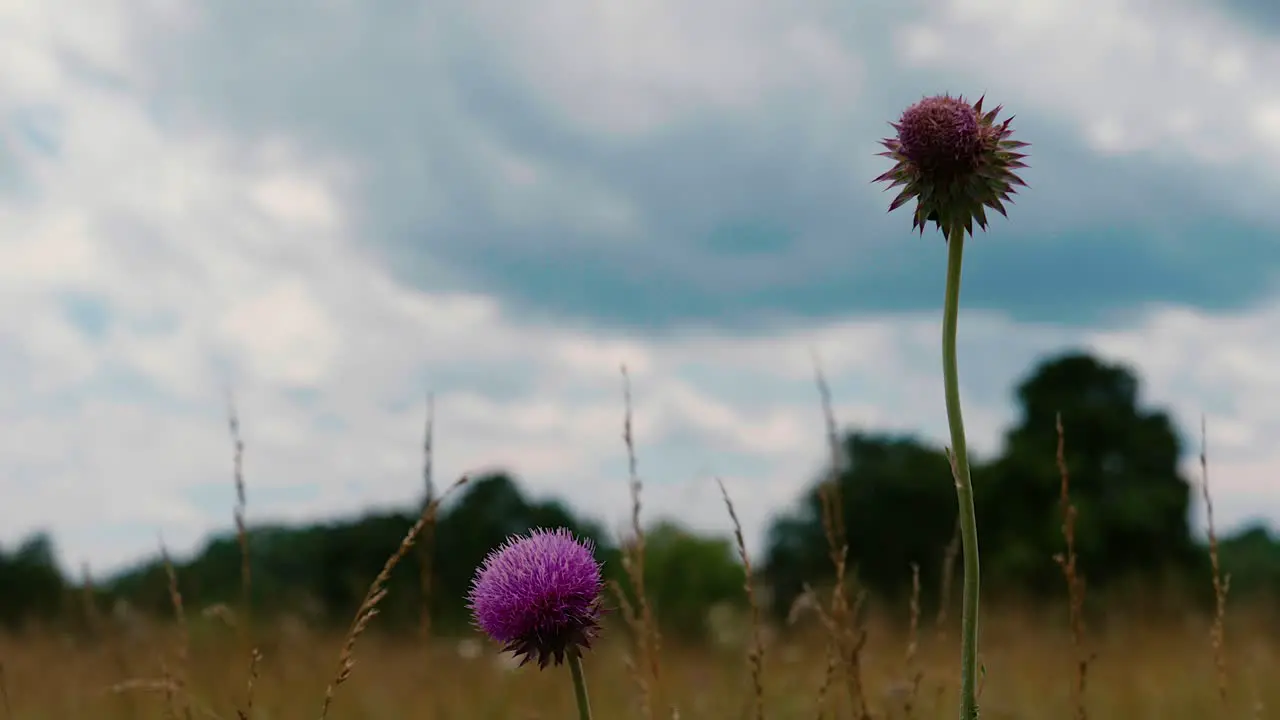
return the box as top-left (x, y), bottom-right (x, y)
top-left (874, 94), bottom-right (1028, 238)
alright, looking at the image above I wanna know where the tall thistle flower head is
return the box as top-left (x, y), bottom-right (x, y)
top-left (874, 94), bottom-right (1028, 238)
top-left (468, 527), bottom-right (605, 669)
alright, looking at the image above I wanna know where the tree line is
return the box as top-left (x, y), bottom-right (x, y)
top-left (2, 350), bottom-right (1279, 639)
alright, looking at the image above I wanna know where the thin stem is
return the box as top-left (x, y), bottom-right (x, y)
top-left (568, 649), bottom-right (594, 720)
top-left (942, 226), bottom-right (980, 720)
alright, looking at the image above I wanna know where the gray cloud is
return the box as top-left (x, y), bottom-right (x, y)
top-left (1219, 0), bottom-right (1280, 28)
top-left (4, 0), bottom-right (1280, 574)
top-left (110, 0), bottom-right (1280, 336)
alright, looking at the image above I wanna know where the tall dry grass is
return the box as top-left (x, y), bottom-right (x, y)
top-left (1, 603), bottom-right (1277, 719)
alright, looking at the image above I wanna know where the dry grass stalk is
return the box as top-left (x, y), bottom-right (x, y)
top-left (936, 519), bottom-right (961, 637)
top-left (717, 478), bottom-right (764, 720)
top-left (799, 584), bottom-right (838, 717)
top-left (1248, 660), bottom-right (1264, 720)
top-left (202, 603), bottom-right (238, 630)
top-left (109, 676), bottom-right (224, 720)
top-left (789, 584), bottom-right (838, 718)
top-left (226, 393), bottom-right (251, 648)
top-left (902, 562), bottom-right (924, 719)
top-left (812, 356), bottom-right (871, 719)
top-left (1053, 414), bottom-right (1090, 720)
top-left (236, 647), bottom-right (262, 720)
top-left (227, 395), bottom-right (268, 720)
top-left (111, 678), bottom-right (180, 694)
top-left (416, 392), bottom-right (437, 639)
top-left (83, 562), bottom-right (142, 717)
top-left (159, 657), bottom-right (181, 720)
top-left (840, 570), bottom-right (871, 720)
top-left (318, 474), bottom-right (470, 720)
top-left (927, 517), bottom-right (963, 713)
top-left (0, 661), bottom-right (11, 720)
top-left (805, 574), bottom-right (869, 719)
top-left (619, 365), bottom-right (663, 719)
top-left (608, 576), bottom-right (639, 639)
top-left (815, 632), bottom-right (840, 719)
top-left (160, 543), bottom-right (194, 720)
top-left (80, 562), bottom-right (102, 639)
top-left (813, 356), bottom-right (848, 575)
top-left (606, 573), bottom-right (643, 702)
top-left (1200, 416), bottom-right (1230, 705)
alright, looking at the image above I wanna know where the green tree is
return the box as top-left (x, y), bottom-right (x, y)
top-left (0, 533), bottom-right (67, 630)
top-left (104, 471), bottom-right (616, 633)
top-left (1218, 525), bottom-right (1280, 598)
top-left (763, 432), bottom-right (956, 618)
top-left (763, 350), bottom-right (1204, 616)
top-left (431, 472), bottom-right (614, 629)
top-left (640, 521), bottom-right (746, 641)
top-left (977, 352), bottom-right (1198, 594)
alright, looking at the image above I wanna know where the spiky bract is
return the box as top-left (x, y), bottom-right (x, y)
top-left (874, 94), bottom-right (1028, 238)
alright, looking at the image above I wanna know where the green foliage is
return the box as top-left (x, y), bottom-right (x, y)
top-left (764, 350), bottom-right (1206, 616)
top-left (1219, 525), bottom-right (1280, 597)
top-left (0, 533), bottom-right (67, 630)
top-left (106, 472), bottom-right (617, 632)
top-left (763, 432), bottom-right (957, 619)
top-left (639, 521), bottom-right (746, 640)
top-left (978, 352), bottom-right (1198, 593)
top-left (97, 474), bottom-right (750, 642)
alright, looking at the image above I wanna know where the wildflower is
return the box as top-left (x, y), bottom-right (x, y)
top-left (873, 93), bottom-right (1031, 720)
top-left (468, 527), bottom-right (605, 669)
top-left (874, 94), bottom-right (1028, 238)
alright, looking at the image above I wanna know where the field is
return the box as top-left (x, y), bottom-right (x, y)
top-left (0, 361), bottom-right (1270, 720)
top-left (1, 600), bottom-right (1276, 719)
top-left (1, 379), bottom-right (1274, 720)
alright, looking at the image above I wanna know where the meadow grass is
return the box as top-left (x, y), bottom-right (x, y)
top-left (0, 366), bottom-right (1268, 719)
top-left (0, 601), bottom-right (1275, 719)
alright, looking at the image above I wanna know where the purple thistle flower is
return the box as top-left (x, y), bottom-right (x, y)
top-left (874, 94), bottom-right (1029, 239)
top-left (468, 527), bottom-right (605, 669)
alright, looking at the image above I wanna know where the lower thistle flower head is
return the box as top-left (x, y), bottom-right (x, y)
top-left (468, 527), bottom-right (605, 669)
top-left (874, 93), bottom-right (1029, 238)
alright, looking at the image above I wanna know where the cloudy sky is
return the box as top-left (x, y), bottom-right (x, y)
top-left (4, 0), bottom-right (1280, 577)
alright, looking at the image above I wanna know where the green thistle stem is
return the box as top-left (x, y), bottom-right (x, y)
top-left (568, 648), bottom-right (593, 720)
top-left (943, 225), bottom-right (981, 720)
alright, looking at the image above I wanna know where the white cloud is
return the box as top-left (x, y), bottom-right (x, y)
top-left (1, 0), bottom-right (1279, 583)
top-left (462, 0), bottom-right (864, 137)
top-left (895, 0), bottom-right (1280, 213)
top-left (218, 277), bottom-right (340, 388)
